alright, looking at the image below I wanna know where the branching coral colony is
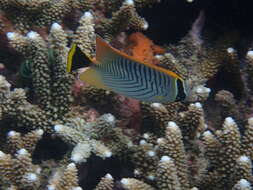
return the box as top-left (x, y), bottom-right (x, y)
top-left (1, 0), bottom-right (253, 190)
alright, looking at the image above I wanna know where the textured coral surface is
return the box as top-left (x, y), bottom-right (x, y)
top-left (1, 0), bottom-right (253, 190)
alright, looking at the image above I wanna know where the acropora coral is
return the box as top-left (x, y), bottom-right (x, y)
top-left (1, 0), bottom-right (253, 190)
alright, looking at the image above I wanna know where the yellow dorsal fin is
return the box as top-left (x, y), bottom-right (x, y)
top-left (79, 67), bottom-right (111, 90)
top-left (95, 36), bottom-right (182, 79)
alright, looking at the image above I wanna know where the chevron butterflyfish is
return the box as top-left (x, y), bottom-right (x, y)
top-left (67, 36), bottom-right (188, 103)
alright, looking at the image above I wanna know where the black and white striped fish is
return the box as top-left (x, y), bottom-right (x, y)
top-left (67, 36), bottom-right (188, 103)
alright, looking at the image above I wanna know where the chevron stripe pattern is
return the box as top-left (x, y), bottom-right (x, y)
top-left (96, 56), bottom-right (178, 102)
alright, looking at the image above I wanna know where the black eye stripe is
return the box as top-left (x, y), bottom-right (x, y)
top-left (175, 79), bottom-right (186, 101)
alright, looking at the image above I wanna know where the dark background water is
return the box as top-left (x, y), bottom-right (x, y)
top-left (136, 0), bottom-right (253, 100)
top-left (1, 1), bottom-right (253, 189)
top-left (138, 0), bottom-right (253, 48)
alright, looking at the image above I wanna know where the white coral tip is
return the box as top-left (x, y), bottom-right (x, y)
top-left (47, 185), bottom-right (56, 190)
top-left (104, 114), bottom-right (115, 123)
top-left (224, 117), bottom-right (235, 125)
top-left (125, 0), bottom-right (134, 5)
top-left (238, 155), bottom-right (250, 163)
top-left (27, 31), bottom-right (39, 39)
top-left (105, 173), bottom-right (113, 179)
top-left (205, 88), bottom-right (211, 93)
top-left (104, 151), bottom-right (112, 157)
top-left (26, 173), bottom-right (37, 182)
top-left (84, 11), bottom-right (93, 18)
top-left (143, 133), bottom-right (150, 139)
top-left (196, 87), bottom-right (203, 93)
top-left (167, 121), bottom-right (178, 128)
top-left (247, 50), bottom-right (253, 58)
top-left (143, 21), bottom-right (149, 30)
top-left (139, 139), bottom-right (147, 145)
top-left (17, 148), bottom-right (28, 155)
top-left (227, 47), bottom-right (235, 54)
top-left (72, 187), bottom-right (83, 190)
top-left (147, 151), bottom-right (156, 157)
top-left (238, 179), bottom-right (251, 188)
top-left (248, 117), bottom-right (253, 125)
top-left (71, 153), bottom-right (83, 163)
top-left (147, 175), bottom-right (155, 180)
top-left (155, 55), bottom-right (163, 59)
top-left (134, 169), bottom-right (140, 175)
top-left (194, 102), bottom-right (202, 108)
top-left (36, 129), bottom-right (44, 136)
top-left (203, 131), bottom-right (212, 137)
top-left (160, 155), bottom-right (171, 162)
top-left (151, 102), bottom-right (162, 108)
top-left (0, 151), bottom-right (6, 158)
top-left (67, 163), bottom-right (76, 169)
top-left (51, 23), bottom-right (62, 30)
top-left (121, 178), bottom-right (129, 185)
top-left (7, 131), bottom-right (18, 137)
top-left (54, 124), bottom-right (64, 132)
top-left (6, 32), bottom-right (16, 39)
top-left (157, 138), bottom-right (165, 144)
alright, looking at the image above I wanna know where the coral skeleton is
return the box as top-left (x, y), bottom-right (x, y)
top-left (94, 174), bottom-right (114, 190)
top-left (0, 149), bottom-right (41, 189)
top-left (1, 1), bottom-right (253, 190)
top-left (0, 23), bottom-right (77, 133)
top-left (7, 129), bottom-right (44, 154)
